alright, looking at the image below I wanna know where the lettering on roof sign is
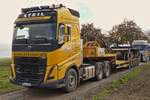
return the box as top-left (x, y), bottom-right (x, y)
top-left (23, 12), bottom-right (45, 18)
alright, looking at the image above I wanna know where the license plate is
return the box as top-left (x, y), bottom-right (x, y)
top-left (22, 83), bottom-right (31, 87)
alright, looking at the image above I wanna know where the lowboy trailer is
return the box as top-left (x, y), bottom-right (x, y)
top-left (111, 46), bottom-right (140, 68)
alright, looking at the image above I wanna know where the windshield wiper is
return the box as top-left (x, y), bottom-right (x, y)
top-left (14, 38), bottom-right (28, 44)
top-left (30, 37), bottom-right (48, 44)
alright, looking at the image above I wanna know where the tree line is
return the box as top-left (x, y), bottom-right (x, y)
top-left (81, 19), bottom-right (150, 46)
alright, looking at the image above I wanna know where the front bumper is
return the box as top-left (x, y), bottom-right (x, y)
top-left (9, 77), bottom-right (65, 89)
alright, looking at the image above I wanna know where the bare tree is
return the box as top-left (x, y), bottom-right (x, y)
top-left (110, 19), bottom-right (148, 45)
top-left (81, 23), bottom-right (103, 43)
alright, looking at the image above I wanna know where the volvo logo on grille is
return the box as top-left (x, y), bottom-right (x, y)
top-left (28, 45), bottom-right (32, 48)
top-left (28, 45), bottom-right (32, 50)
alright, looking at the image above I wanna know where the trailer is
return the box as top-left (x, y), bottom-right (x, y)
top-left (111, 46), bottom-right (140, 68)
top-left (10, 4), bottom-right (136, 92)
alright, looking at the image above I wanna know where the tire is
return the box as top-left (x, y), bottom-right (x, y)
top-left (137, 60), bottom-right (140, 66)
top-left (129, 64), bottom-right (132, 69)
top-left (64, 68), bottom-right (78, 92)
top-left (129, 61), bottom-right (132, 69)
top-left (95, 62), bottom-right (103, 81)
top-left (135, 60), bottom-right (138, 66)
top-left (134, 60), bottom-right (137, 67)
top-left (132, 61), bottom-right (135, 67)
top-left (103, 61), bottom-right (111, 78)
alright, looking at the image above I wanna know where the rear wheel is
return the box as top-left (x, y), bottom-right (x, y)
top-left (64, 68), bottom-right (78, 92)
top-left (129, 60), bottom-right (132, 69)
top-left (95, 62), bottom-right (103, 81)
top-left (134, 60), bottom-right (137, 66)
top-left (103, 61), bottom-right (111, 78)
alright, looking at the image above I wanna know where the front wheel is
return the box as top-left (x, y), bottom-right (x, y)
top-left (64, 68), bottom-right (78, 92)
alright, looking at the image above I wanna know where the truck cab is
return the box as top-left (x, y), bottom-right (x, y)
top-left (132, 40), bottom-right (149, 62)
top-left (10, 4), bottom-right (82, 92)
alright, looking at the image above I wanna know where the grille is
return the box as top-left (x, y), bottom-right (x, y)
top-left (14, 57), bottom-right (46, 84)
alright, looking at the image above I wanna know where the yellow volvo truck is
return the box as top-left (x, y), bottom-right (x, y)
top-left (10, 4), bottom-right (117, 92)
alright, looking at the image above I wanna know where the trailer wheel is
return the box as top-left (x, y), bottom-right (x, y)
top-left (132, 61), bottom-right (135, 67)
top-left (134, 61), bottom-right (137, 66)
top-left (137, 59), bottom-right (140, 66)
top-left (95, 62), bottom-right (103, 81)
top-left (129, 61), bottom-right (133, 69)
top-left (64, 68), bottom-right (78, 92)
top-left (104, 61), bottom-right (111, 78)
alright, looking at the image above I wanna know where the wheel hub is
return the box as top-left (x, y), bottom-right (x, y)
top-left (69, 74), bottom-right (76, 87)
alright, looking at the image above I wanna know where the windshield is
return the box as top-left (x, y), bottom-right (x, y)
top-left (13, 23), bottom-right (56, 43)
top-left (133, 45), bottom-right (147, 50)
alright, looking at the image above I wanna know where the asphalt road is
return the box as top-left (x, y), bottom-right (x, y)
top-left (0, 63), bottom-right (143, 100)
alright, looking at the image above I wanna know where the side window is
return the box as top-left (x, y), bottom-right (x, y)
top-left (66, 26), bottom-right (71, 41)
top-left (58, 24), bottom-right (65, 44)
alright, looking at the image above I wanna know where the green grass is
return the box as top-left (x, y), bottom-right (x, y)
top-left (93, 62), bottom-right (150, 100)
top-left (0, 58), bottom-right (23, 94)
top-left (0, 58), bottom-right (11, 66)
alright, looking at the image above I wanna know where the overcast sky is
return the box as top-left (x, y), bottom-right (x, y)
top-left (0, 0), bottom-right (150, 44)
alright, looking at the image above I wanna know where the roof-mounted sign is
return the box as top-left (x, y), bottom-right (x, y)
top-left (18, 11), bottom-right (56, 18)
